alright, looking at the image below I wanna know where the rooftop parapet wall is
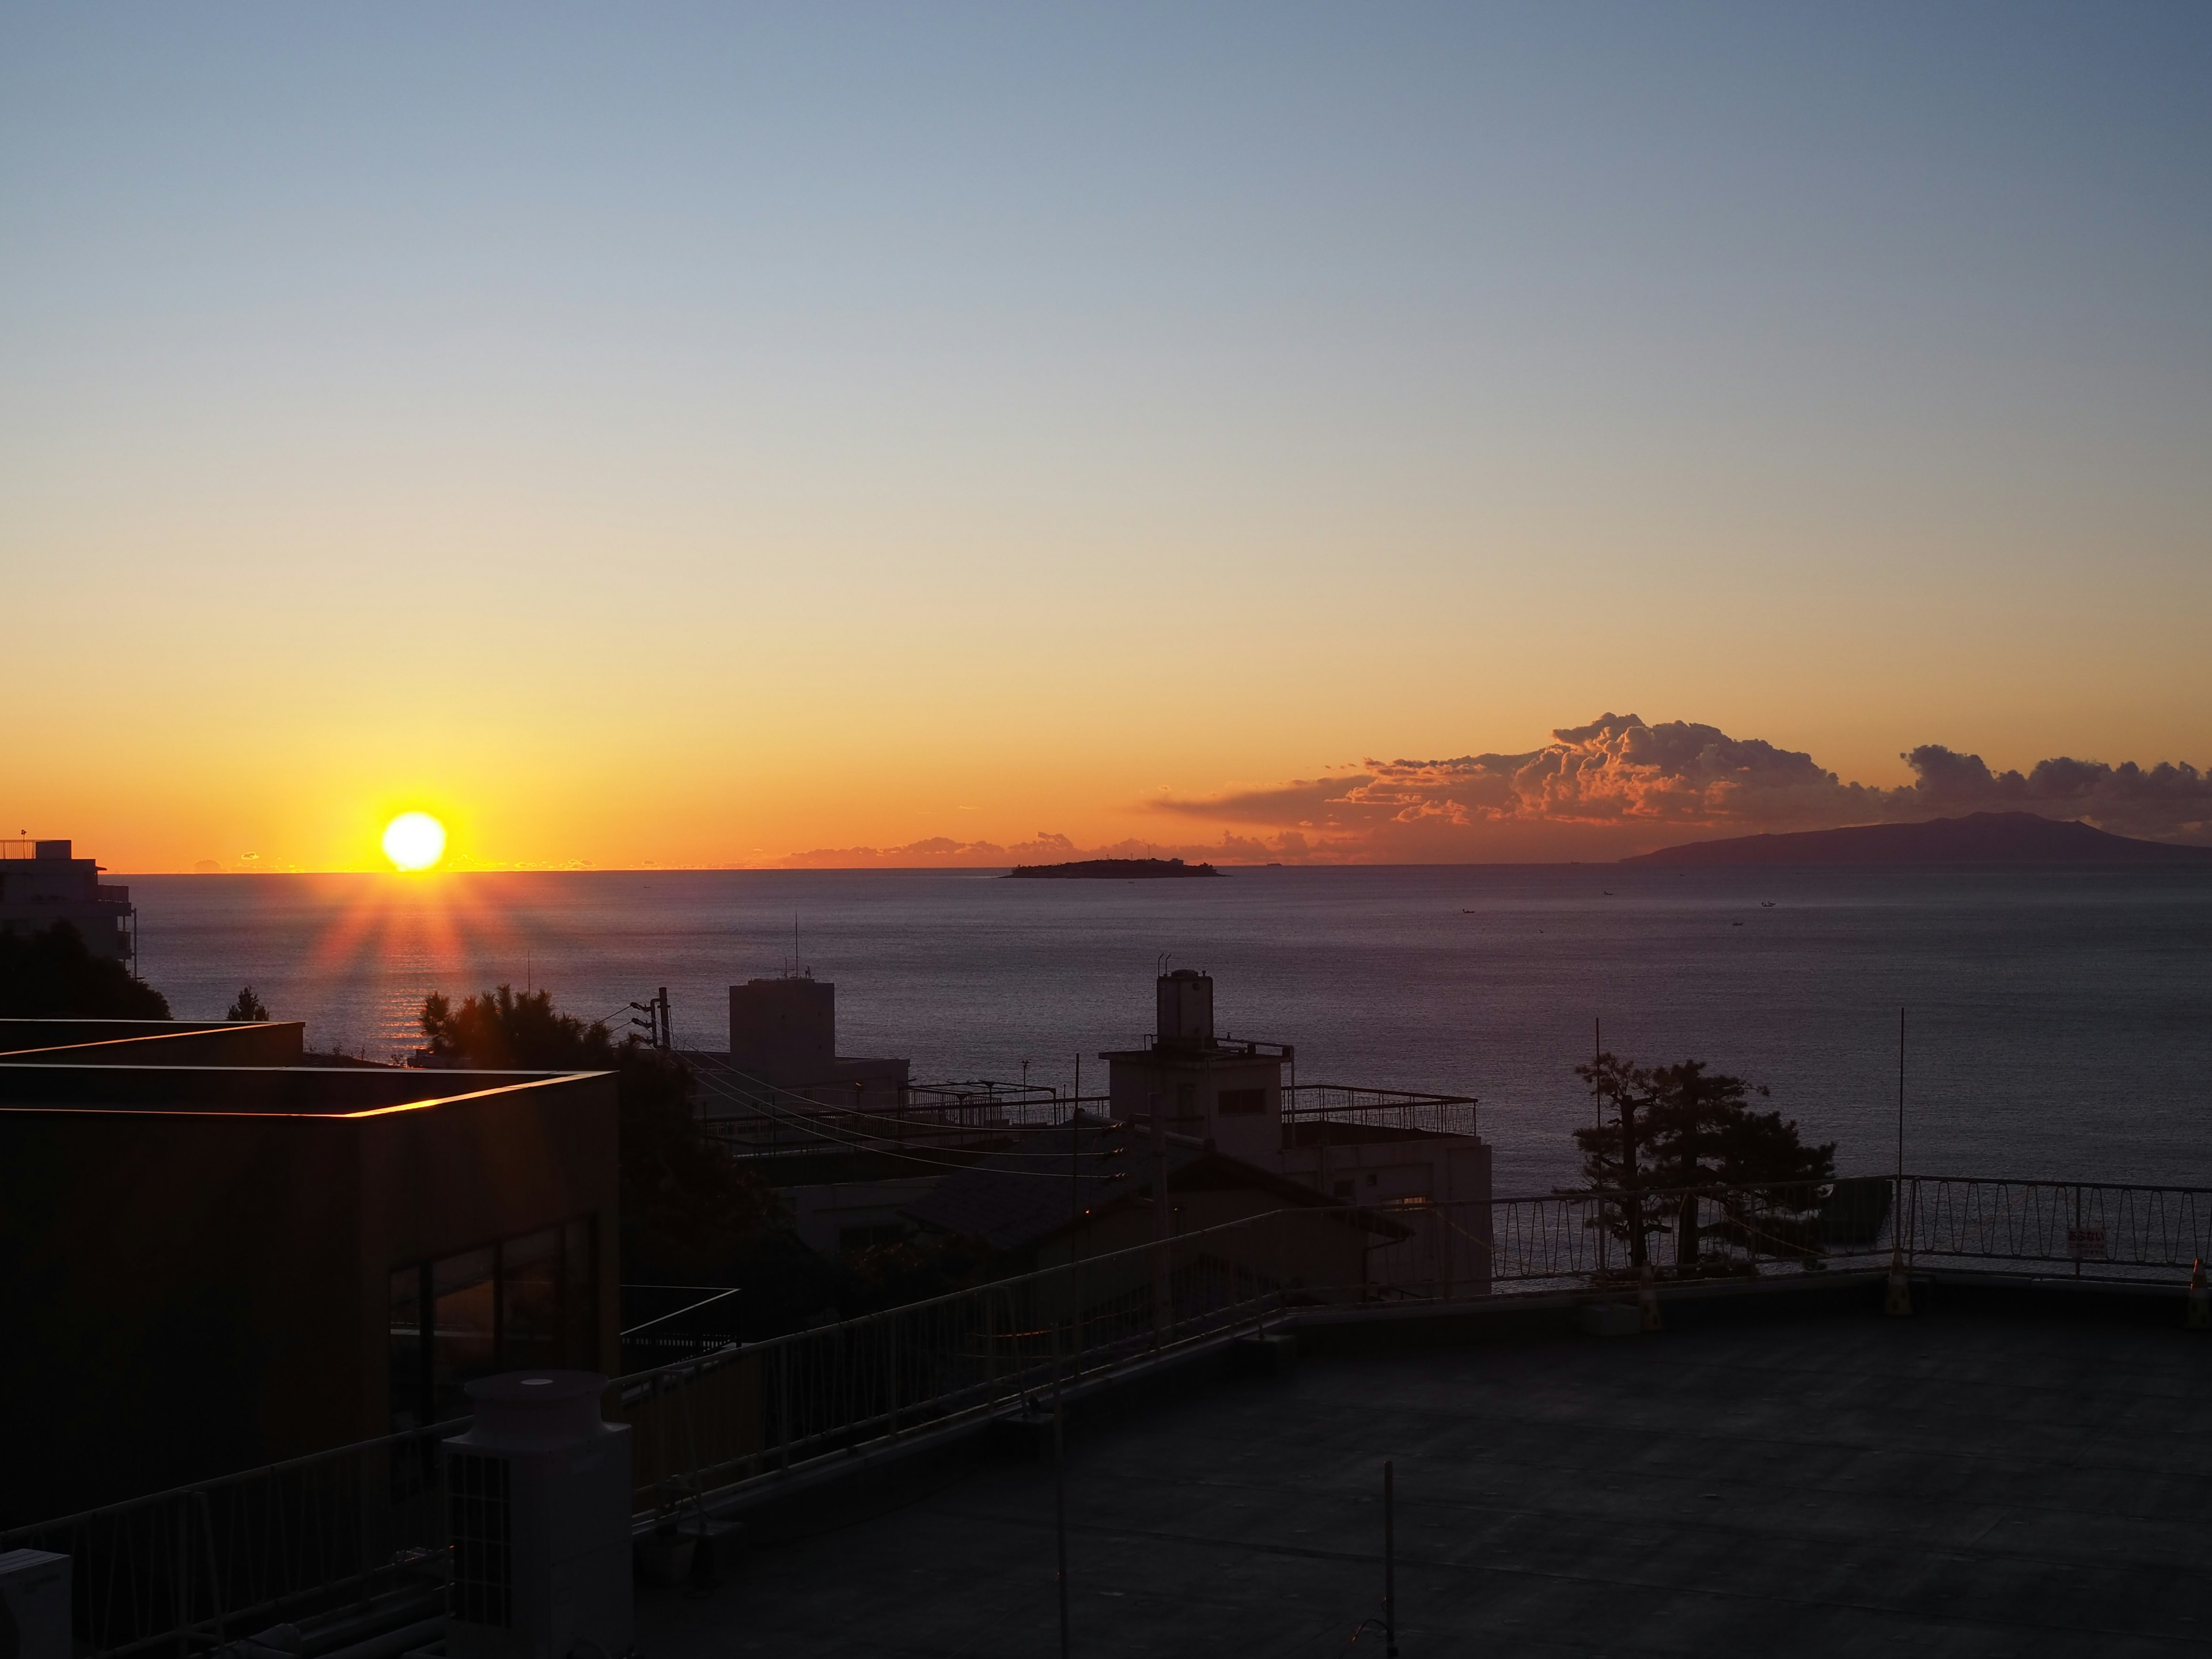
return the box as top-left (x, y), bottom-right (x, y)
top-left (1, 1021), bottom-right (308, 1067)
top-left (0, 1018), bottom-right (241, 1054)
top-left (0, 1062), bottom-right (622, 1528)
top-left (0, 1060), bottom-right (603, 1115)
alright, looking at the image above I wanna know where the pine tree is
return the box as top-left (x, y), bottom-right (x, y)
top-left (1569, 1052), bottom-right (1666, 1271)
top-left (1571, 1052), bottom-right (1836, 1273)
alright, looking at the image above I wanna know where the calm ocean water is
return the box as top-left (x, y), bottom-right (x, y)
top-left (125, 865), bottom-right (2212, 1196)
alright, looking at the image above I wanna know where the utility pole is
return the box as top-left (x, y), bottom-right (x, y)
top-left (1887, 1006), bottom-right (1912, 1316)
top-left (1150, 1089), bottom-right (1170, 1347)
top-left (627, 988), bottom-right (671, 1050)
top-left (1384, 1460), bottom-right (1398, 1658)
top-left (1592, 1017), bottom-right (1608, 1278)
top-left (1054, 1362), bottom-right (1070, 1659)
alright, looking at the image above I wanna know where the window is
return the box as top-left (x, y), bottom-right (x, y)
top-left (1174, 1082), bottom-right (1198, 1121)
top-left (1332, 1181), bottom-right (1354, 1200)
top-left (388, 1267), bottom-right (424, 1431)
top-left (388, 1214), bottom-right (600, 1431)
top-left (434, 1248), bottom-right (498, 1395)
top-left (1218, 1088), bottom-right (1266, 1116)
top-left (500, 1229), bottom-right (562, 1372)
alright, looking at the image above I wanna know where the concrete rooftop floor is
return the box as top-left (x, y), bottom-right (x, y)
top-left (639, 1289), bottom-right (2212, 1657)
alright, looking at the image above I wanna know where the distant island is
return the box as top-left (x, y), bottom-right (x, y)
top-left (1005, 857), bottom-right (1225, 880)
top-left (1624, 811), bottom-right (2212, 867)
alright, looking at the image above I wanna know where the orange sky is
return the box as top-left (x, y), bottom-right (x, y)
top-left (8, 8), bottom-right (2210, 870)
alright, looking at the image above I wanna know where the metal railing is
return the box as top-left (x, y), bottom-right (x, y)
top-left (684, 1055), bottom-right (1086, 1153)
top-left (692, 1071), bottom-right (1483, 1161)
top-left (608, 1206), bottom-right (1321, 1524)
top-left (1902, 1176), bottom-right (2212, 1275)
top-left (0, 1423), bottom-right (458, 1659)
top-left (1282, 1084), bottom-right (1479, 1139)
top-left (19, 1173), bottom-right (2212, 1658)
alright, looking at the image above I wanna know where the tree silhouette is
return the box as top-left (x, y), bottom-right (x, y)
top-left (1571, 1051), bottom-right (1836, 1272)
top-left (224, 984), bottom-right (269, 1022)
top-left (0, 922), bottom-right (171, 1019)
top-left (416, 985), bottom-right (774, 1281)
top-left (1569, 1052), bottom-right (1665, 1270)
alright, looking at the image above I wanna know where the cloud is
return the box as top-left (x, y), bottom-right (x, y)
top-left (769, 715), bottom-right (2212, 866)
top-left (1899, 745), bottom-right (2212, 842)
top-left (1146, 713), bottom-right (2212, 858)
top-left (773, 830), bottom-right (1325, 870)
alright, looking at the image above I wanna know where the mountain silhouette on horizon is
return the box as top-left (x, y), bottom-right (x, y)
top-left (1623, 810), bottom-right (2212, 866)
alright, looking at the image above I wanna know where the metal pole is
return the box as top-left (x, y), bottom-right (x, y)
top-left (1055, 1363), bottom-right (1070, 1659)
top-left (1896, 1006), bottom-right (1906, 1210)
top-left (1150, 1090), bottom-right (1169, 1347)
top-left (1887, 1006), bottom-right (1912, 1316)
top-left (1069, 1061), bottom-right (1084, 1369)
top-left (1592, 1018), bottom-right (1607, 1278)
top-left (1592, 1022), bottom-right (1610, 1141)
top-left (1384, 1460), bottom-right (1397, 1658)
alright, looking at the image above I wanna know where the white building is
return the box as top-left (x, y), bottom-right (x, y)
top-left (0, 840), bottom-right (135, 965)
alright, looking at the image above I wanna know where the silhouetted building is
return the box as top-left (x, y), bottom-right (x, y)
top-left (0, 1022), bottom-right (619, 1527)
top-left (1097, 970), bottom-right (1288, 1166)
top-left (722, 975), bottom-right (908, 1109)
top-left (1102, 969), bottom-right (1491, 1283)
top-left (903, 1120), bottom-right (1398, 1282)
top-left (0, 838), bottom-right (135, 964)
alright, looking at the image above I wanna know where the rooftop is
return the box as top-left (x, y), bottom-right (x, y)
top-left (638, 1283), bottom-right (2212, 1656)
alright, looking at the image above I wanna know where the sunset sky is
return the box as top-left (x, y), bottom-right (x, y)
top-left (7, 4), bottom-right (2210, 869)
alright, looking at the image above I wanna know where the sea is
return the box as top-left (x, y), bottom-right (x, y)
top-left (123, 863), bottom-right (2212, 1198)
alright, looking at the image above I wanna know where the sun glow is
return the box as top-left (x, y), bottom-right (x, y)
top-left (381, 812), bottom-right (448, 872)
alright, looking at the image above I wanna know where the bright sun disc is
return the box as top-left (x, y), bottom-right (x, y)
top-left (381, 812), bottom-right (447, 872)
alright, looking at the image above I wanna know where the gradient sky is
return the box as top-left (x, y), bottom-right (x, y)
top-left (6, 3), bottom-right (2209, 869)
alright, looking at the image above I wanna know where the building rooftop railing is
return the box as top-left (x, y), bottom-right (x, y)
top-left (16, 1171), bottom-right (2212, 1657)
top-left (1281, 1083), bottom-right (1479, 1138)
top-left (1104, 1033), bottom-right (1296, 1060)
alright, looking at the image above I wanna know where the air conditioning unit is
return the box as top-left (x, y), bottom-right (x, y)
top-left (0, 1548), bottom-right (71, 1659)
top-left (445, 1372), bottom-right (632, 1659)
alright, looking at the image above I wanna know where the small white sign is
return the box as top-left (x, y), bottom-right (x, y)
top-left (2066, 1226), bottom-right (2107, 1262)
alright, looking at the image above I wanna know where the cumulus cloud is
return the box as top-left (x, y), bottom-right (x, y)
top-left (769, 715), bottom-right (2211, 866)
top-left (1896, 745), bottom-right (2212, 842)
top-left (1146, 714), bottom-right (2212, 858)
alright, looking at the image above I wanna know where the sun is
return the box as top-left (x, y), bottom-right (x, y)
top-left (381, 812), bottom-right (448, 872)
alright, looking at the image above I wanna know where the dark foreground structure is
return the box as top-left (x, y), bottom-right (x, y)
top-left (643, 1277), bottom-right (2212, 1656)
top-left (0, 1021), bottom-right (619, 1527)
top-left (11, 1177), bottom-right (2212, 1659)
